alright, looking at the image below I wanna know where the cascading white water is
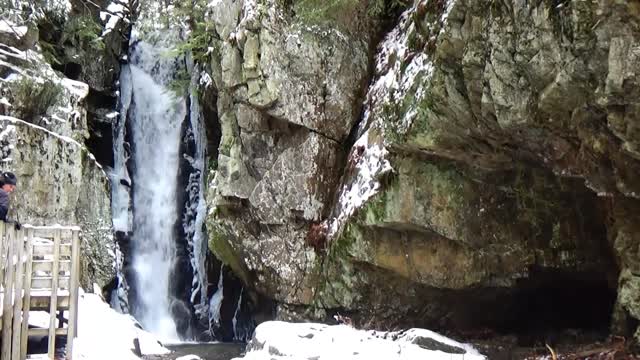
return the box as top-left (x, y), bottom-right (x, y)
top-left (111, 22), bottom-right (251, 342)
top-left (124, 36), bottom-right (186, 341)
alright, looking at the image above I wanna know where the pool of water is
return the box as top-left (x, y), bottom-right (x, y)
top-left (149, 343), bottom-right (246, 360)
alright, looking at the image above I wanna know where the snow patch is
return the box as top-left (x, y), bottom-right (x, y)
top-left (234, 321), bottom-right (486, 360)
top-left (199, 71), bottom-right (213, 88)
top-left (73, 292), bottom-right (170, 360)
top-left (60, 78), bottom-right (90, 99)
top-left (100, 1), bottom-right (128, 36)
top-left (439, 0), bottom-right (456, 33)
top-left (0, 124), bottom-right (15, 141)
top-left (176, 356), bottom-right (202, 360)
top-left (328, 129), bottom-right (392, 238)
top-left (0, 20), bottom-right (27, 37)
top-left (327, 1), bottom-right (446, 239)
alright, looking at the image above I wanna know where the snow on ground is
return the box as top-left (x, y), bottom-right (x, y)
top-left (29, 293), bottom-right (486, 360)
top-left (233, 321), bottom-right (486, 360)
top-left (72, 291), bottom-right (170, 360)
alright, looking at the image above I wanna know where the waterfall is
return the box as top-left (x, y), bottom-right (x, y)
top-left (112, 63), bottom-right (132, 234)
top-left (110, 24), bottom-right (254, 343)
top-left (121, 35), bottom-right (187, 341)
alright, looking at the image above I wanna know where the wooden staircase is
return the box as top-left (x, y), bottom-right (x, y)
top-left (0, 223), bottom-right (81, 359)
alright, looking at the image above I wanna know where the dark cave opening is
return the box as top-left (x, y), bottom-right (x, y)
top-left (85, 88), bottom-right (118, 168)
top-left (60, 62), bottom-right (82, 80)
top-left (488, 267), bottom-right (617, 345)
top-left (200, 86), bottom-right (221, 167)
top-left (351, 258), bottom-right (618, 348)
top-left (85, 118), bottom-right (114, 168)
top-left (425, 268), bottom-right (618, 346)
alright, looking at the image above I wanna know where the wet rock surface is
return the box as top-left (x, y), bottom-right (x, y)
top-left (203, 0), bottom-right (640, 347)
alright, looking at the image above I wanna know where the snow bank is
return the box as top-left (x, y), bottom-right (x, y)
top-left (72, 292), bottom-right (170, 360)
top-left (234, 321), bottom-right (486, 360)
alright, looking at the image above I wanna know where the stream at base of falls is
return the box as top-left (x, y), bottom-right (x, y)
top-left (145, 343), bottom-right (245, 360)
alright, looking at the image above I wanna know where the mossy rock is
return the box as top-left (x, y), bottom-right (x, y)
top-left (207, 223), bottom-right (252, 288)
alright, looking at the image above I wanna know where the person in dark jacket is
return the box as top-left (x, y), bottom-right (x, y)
top-left (0, 171), bottom-right (20, 229)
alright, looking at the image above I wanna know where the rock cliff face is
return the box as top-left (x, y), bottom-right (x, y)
top-left (0, 0), bottom-right (129, 288)
top-left (205, 0), bottom-right (381, 303)
top-left (5, 0), bottom-right (639, 347)
top-left (205, 0), bottom-right (640, 344)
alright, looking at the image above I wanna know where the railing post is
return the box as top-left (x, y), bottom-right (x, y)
top-left (48, 228), bottom-right (61, 359)
top-left (66, 228), bottom-right (80, 360)
top-left (0, 221), bottom-right (5, 292)
top-left (11, 227), bottom-right (25, 360)
top-left (1, 225), bottom-right (16, 360)
top-left (20, 227), bottom-right (34, 360)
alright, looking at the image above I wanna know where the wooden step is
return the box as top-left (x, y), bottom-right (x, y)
top-left (27, 327), bottom-right (67, 337)
top-left (32, 244), bottom-right (71, 257)
top-left (0, 292), bottom-right (71, 311)
top-left (32, 260), bottom-right (71, 273)
top-left (30, 277), bottom-right (70, 290)
top-left (29, 293), bottom-right (70, 311)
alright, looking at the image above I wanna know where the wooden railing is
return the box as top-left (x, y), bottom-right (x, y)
top-left (0, 223), bottom-right (81, 360)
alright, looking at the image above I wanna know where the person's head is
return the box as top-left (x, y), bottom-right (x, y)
top-left (0, 172), bottom-right (17, 193)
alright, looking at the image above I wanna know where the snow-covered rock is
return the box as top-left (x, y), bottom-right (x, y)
top-left (73, 292), bottom-right (170, 360)
top-left (233, 321), bottom-right (485, 360)
top-left (176, 356), bottom-right (203, 360)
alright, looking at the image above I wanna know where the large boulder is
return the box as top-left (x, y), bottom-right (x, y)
top-left (205, 0), bottom-right (381, 304)
top-left (320, 0), bottom-right (640, 341)
top-left (199, 0), bottom-right (640, 346)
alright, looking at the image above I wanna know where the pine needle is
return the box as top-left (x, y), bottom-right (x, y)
top-left (545, 343), bottom-right (558, 360)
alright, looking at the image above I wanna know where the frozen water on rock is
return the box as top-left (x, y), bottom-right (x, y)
top-left (208, 265), bottom-right (224, 332)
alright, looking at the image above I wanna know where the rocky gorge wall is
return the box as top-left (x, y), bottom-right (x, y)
top-left (203, 0), bottom-right (640, 345)
top-left (0, 0), bottom-right (129, 288)
top-left (3, 0), bottom-right (640, 349)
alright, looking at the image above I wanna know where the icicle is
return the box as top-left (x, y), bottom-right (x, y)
top-left (232, 287), bottom-right (243, 341)
top-left (209, 264), bottom-right (225, 333)
top-left (184, 56), bottom-right (209, 324)
top-left (111, 64), bottom-right (132, 234)
top-left (110, 62), bottom-right (132, 314)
